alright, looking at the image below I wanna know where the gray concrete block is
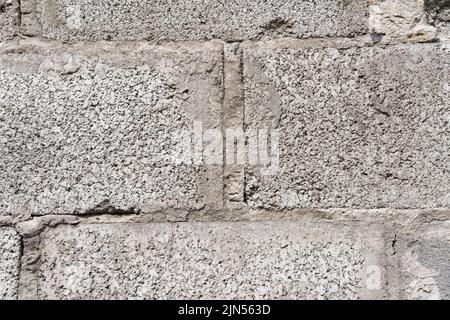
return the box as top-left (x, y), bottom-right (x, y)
top-left (0, 41), bottom-right (224, 217)
top-left (0, 0), bottom-right (19, 41)
top-left (0, 227), bottom-right (21, 300)
top-left (243, 42), bottom-right (450, 209)
top-left (37, 220), bottom-right (386, 299)
top-left (34, 0), bottom-right (368, 42)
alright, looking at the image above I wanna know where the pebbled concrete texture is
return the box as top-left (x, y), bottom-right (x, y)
top-left (243, 42), bottom-right (450, 210)
top-left (0, 227), bottom-right (21, 300)
top-left (0, 40), bottom-right (224, 217)
top-left (1, 0), bottom-right (450, 301)
top-left (0, 0), bottom-right (19, 41)
top-left (32, 0), bottom-right (368, 42)
top-left (36, 220), bottom-right (385, 300)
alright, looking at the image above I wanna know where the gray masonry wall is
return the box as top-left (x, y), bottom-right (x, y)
top-left (0, 0), bottom-right (449, 300)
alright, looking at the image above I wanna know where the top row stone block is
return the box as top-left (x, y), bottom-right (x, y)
top-left (29, 0), bottom-right (368, 41)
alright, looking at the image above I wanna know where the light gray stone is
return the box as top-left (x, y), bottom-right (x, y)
top-left (34, 0), bottom-right (368, 42)
top-left (0, 0), bottom-right (19, 40)
top-left (243, 42), bottom-right (450, 209)
top-left (0, 40), bottom-right (224, 217)
top-left (369, 0), bottom-right (438, 44)
top-left (37, 220), bottom-right (386, 299)
top-left (369, 0), bottom-right (450, 44)
top-left (393, 213), bottom-right (450, 299)
top-left (21, 0), bottom-right (42, 37)
top-left (0, 227), bottom-right (21, 300)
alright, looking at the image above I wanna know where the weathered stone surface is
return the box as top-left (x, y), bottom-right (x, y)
top-left (369, 0), bottom-right (438, 44)
top-left (243, 42), bottom-right (450, 209)
top-left (393, 213), bottom-right (450, 299)
top-left (0, 41), bottom-right (223, 217)
top-left (33, 0), bottom-right (368, 42)
top-left (0, 0), bottom-right (19, 40)
top-left (21, 0), bottom-right (42, 37)
top-left (0, 227), bottom-right (21, 300)
top-left (425, 0), bottom-right (450, 23)
top-left (425, 0), bottom-right (450, 42)
top-left (369, 0), bottom-right (450, 44)
top-left (37, 220), bottom-right (385, 299)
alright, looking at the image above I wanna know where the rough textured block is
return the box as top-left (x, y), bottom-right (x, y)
top-left (34, 0), bottom-right (368, 41)
top-left (394, 214), bottom-right (450, 299)
top-left (243, 42), bottom-right (450, 209)
top-left (0, 0), bottom-right (19, 40)
top-left (37, 220), bottom-right (385, 299)
top-left (425, 0), bottom-right (450, 22)
top-left (369, 0), bottom-right (450, 44)
top-left (0, 41), bottom-right (223, 216)
top-left (0, 227), bottom-right (21, 300)
top-left (425, 0), bottom-right (450, 42)
top-left (369, 0), bottom-right (438, 44)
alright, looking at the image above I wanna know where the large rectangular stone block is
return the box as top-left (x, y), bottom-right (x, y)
top-left (33, 0), bottom-right (368, 41)
top-left (0, 227), bottom-right (21, 300)
top-left (243, 42), bottom-right (450, 209)
top-left (37, 220), bottom-right (386, 299)
top-left (0, 41), bottom-right (223, 217)
top-left (0, 0), bottom-right (19, 40)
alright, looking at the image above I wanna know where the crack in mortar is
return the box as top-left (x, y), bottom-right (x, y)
top-left (16, 0), bottom-right (21, 27)
top-left (83, 199), bottom-right (142, 216)
top-left (392, 234), bottom-right (398, 256)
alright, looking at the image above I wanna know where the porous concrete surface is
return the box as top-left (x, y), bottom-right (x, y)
top-left (243, 42), bottom-right (450, 209)
top-left (0, 40), bottom-right (224, 217)
top-left (1, 0), bottom-right (450, 301)
top-left (0, 0), bottom-right (19, 41)
top-left (0, 227), bottom-right (21, 300)
top-left (32, 0), bottom-right (368, 42)
top-left (36, 220), bottom-right (385, 300)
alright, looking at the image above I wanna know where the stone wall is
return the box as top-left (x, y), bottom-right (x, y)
top-left (0, 0), bottom-right (449, 300)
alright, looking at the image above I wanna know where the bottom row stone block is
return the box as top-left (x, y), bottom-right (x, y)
top-left (3, 217), bottom-right (450, 299)
top-left (37, 220), bottom-right (385, 299)
top-left (0, 227), bottom-right (21, 300)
